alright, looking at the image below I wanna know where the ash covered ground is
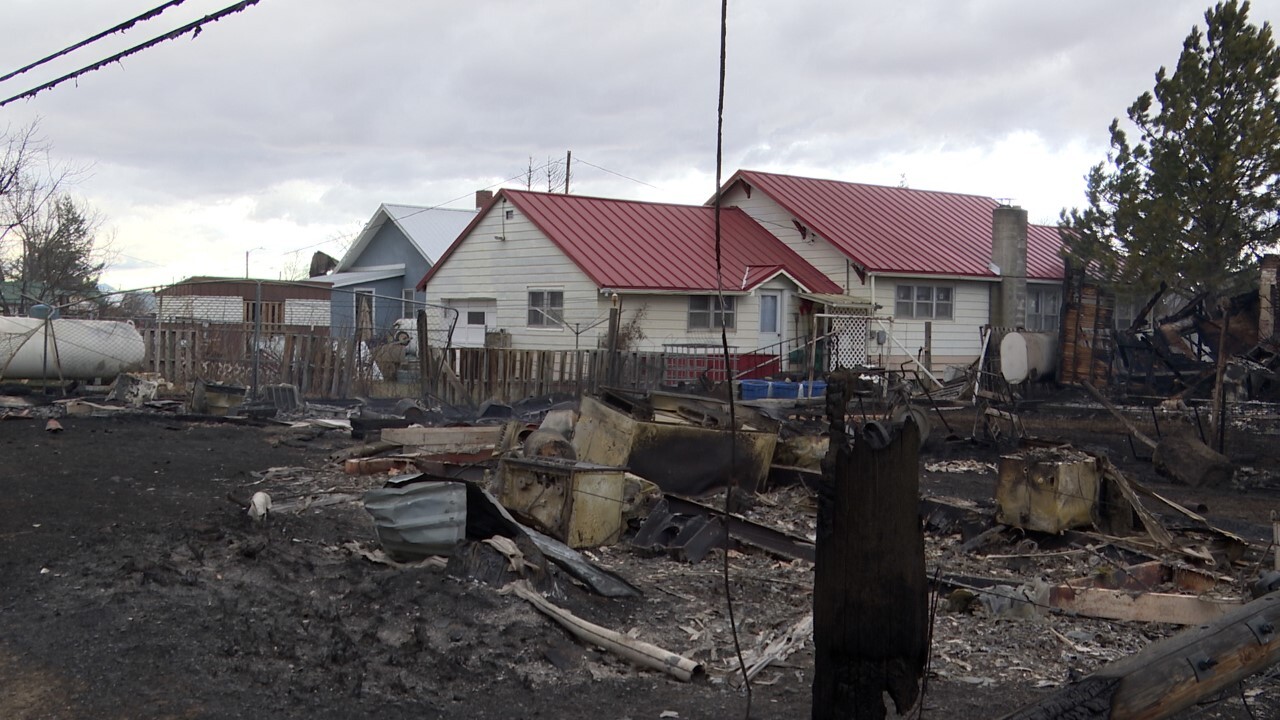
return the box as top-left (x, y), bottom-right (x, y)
top-left (2, 397), bottom-right (1280, 719)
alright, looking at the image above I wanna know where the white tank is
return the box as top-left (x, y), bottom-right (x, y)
top-left (999, 331), bottom-right (1057, 384)
top-left (0, 317), bottom-right (146, 380)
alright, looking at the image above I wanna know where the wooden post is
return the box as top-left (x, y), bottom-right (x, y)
top-left (1210, 299), bottom-right (1231, 454)
top-left (813, 371), bottom-right (928, 719)
top-left (1273, 514), bottom-right (1279, 572)
top-left (1001, 591), bottom-right (1280, 719)
top-left (606, 294), bottom-right (620, 387)
top-left (416, 308), bottom-right (430, 400)
top-left (923, 320), bottom-right (933, 372)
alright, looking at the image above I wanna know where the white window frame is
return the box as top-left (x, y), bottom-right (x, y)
top-left (1027, 286), bottom-right (1061, 333)
top-left (688, 295), bottom-right (736, 330)
top-left (353, 287), bottom-right (376, 328)
top-left (527, 289), bottom-right (564, 328)
top-left (401, 289), bottom-right (423, 320)
top-left (894, 283), bottom-right (953, 320)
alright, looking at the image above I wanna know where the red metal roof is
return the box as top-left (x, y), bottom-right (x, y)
top-left (723, 170), bottom-right (1065, 281)
top-left (419, 189), bottom-right (841, 294)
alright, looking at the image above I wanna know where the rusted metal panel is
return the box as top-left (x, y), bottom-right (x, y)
top-left (995, 446), bottom-right (1100, 533)
top-left (497, 457), bottom-right (626, 548)
top-left (573, 394), bottom-right (776, 497)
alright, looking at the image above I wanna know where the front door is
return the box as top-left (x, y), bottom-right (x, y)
top-left (759, 290), bottom-right (783, 344)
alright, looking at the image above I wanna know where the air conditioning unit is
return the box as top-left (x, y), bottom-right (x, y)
top-left (485, 330), bottom-right (512, 348)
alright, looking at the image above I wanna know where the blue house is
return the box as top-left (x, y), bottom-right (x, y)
top-left (315, 198), bottom-right (480, 337)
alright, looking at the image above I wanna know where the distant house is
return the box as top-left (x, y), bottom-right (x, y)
top-left (314, 199), bottom-right (480, 337)
top-left (715, 170), bottom-right (1065, 371)
top-left (155, 277), bottom-right (332, 330)
top-left (416, 189), bottom-right (841, 376)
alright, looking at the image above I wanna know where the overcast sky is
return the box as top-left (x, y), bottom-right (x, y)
top-left (1, 0), bottom-right (1277, 290)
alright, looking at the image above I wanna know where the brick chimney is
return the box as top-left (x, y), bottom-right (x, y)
top-left (990, 205), bottom-right (1028, 329)
top-left (475, 190), bottom-right (494, 209)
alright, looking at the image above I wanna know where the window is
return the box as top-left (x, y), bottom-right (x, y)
top-left (467, 311), bottom-right (486, 326)
top-left (759, 292), bottom-right (780, 334)
top-left (353, 289), bottom-right (375, 331)
top-left (895, 284), bottom-right (953, 320)
top-left (243, 300), bottom-right (283, 327)
top-left (401, 289), bottom-right (422, 319)
top-left (527, 290), bottom-right (564, 327)
top-left (688, 295), bottom-right (736, 330)
top-left (1027, 286), bottom-right (1061, 332)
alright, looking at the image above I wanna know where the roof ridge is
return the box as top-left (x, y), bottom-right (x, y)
top-left (502, 187), bottom-right (713, 211)
top-left (739, 168), bottom-right (1005, 203)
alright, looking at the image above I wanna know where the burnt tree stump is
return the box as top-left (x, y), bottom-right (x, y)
top-left (813, 372), bottom-right (928, 719)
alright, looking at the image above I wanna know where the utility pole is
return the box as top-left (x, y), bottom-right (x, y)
top-left (813, 371), bottom-right (928, 719)
top-left (564, 150), bottom-right (571, 194)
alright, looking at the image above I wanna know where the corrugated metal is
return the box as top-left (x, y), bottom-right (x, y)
top-left (727, 170), bottom-right (1064, 281)
top-left (502, 189), bottom-right (841, 294)
top-left (383, 204), bottom-right (477, 264)
top-left (339, 204), bottom-right (477, 272)
top-left (362, 478), bottom-right (467, 558)
top-left (322, 266), bottom-right (405, 288)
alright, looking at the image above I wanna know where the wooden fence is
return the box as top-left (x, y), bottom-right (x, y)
top-left (425, 347), bottom-right (671, 405)
top-left (147, 325), bottom-right (694, 404)
top-left (144, 327), bottom-right (363, 398)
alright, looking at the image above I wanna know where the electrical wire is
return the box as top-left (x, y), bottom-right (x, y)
top-left (277, 158), bottom-right (564, 257)
top-left (571, 158), bottom-right (659, 190)
top-left (0, 0), bottom-right (264, 108)
top-left (709, 1), bottom-right (752, 716)
top-left (0, 0), bottom-right (190, 85)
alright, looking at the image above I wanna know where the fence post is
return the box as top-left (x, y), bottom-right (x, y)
top-left (251, 281), bottom-right (262, 400)
top-left (605, 294), bottom-right (620, 386)
top-left (416, 308), bottom-right (430, 400)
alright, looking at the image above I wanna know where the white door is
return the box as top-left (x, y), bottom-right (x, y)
top-left (449, 300), bottom-right (496, 347)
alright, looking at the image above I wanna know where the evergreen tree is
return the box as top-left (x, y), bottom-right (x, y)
top-left (1062, 0), bottom-right (1280, 299)
top-left (11, 194), bottom-right (105, 312)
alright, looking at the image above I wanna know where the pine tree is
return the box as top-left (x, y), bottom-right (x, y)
top-left (1062, 1), bottom-right (1280, 299)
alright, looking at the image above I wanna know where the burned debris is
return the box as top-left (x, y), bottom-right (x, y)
top-left (7, 328), bottom-right (1280, 718)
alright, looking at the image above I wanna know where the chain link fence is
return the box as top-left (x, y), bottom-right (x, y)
top-left (0, 280), bottom-right (458, 401)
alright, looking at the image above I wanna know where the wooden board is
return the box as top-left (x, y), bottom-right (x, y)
top-left (381, 425), bottom-right (504, 451)
top-left (1048, 585), bottom-right (1241, 625)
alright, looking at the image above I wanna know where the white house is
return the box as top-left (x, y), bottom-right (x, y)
top-left (715, 170), bottom-right (1065, 371)
top-left (416, 189), bottom-right (842, 378)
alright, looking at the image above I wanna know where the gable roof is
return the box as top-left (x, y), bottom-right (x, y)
top-left (419, 189), bottom-right (841, 294)
top-left (720, 169), bottom-right (1064, 281)
top-left (337, 204), bottom-right (477, 272)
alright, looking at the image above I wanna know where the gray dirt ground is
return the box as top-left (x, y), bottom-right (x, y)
top-left (1, 396), bottom-right (1279, 719)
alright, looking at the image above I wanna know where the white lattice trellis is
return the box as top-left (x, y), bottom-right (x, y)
top-left (820, 310), bottom-right (871, 370)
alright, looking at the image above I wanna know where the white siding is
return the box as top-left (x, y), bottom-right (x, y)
top-left (158, 295), bottom-right (241, 324)
top-left (720, 184), bottom-right (872, 299)
top-left (423, 206), bottom-right (601, 351)
top-left (867, 277), bottom-right (991, 369)
top-left (284, 299), bottom-right (330, 327)
top-left (426, 198), bottom-right (811, 353)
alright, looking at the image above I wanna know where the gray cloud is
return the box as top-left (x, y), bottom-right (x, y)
top-left (0, 0), bottom-right (1274, 285)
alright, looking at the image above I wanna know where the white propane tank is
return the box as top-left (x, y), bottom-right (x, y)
top-left (0, 317), bottom-right (146, 379)
top-left (999, 331), bottom-right (1058, 384)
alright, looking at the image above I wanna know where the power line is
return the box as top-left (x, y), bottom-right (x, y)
top-left (572, 158), bottom-right (659, 189)
top-left (0, 0), bottom-right (190, 85)
top-left (278, 158), bottom-right (564, 257)
top-left (0, 0), bottom-right (264, 108)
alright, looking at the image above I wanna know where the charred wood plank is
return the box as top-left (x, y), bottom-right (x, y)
top-left (1001, 590), bottom-right (1280, 719)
